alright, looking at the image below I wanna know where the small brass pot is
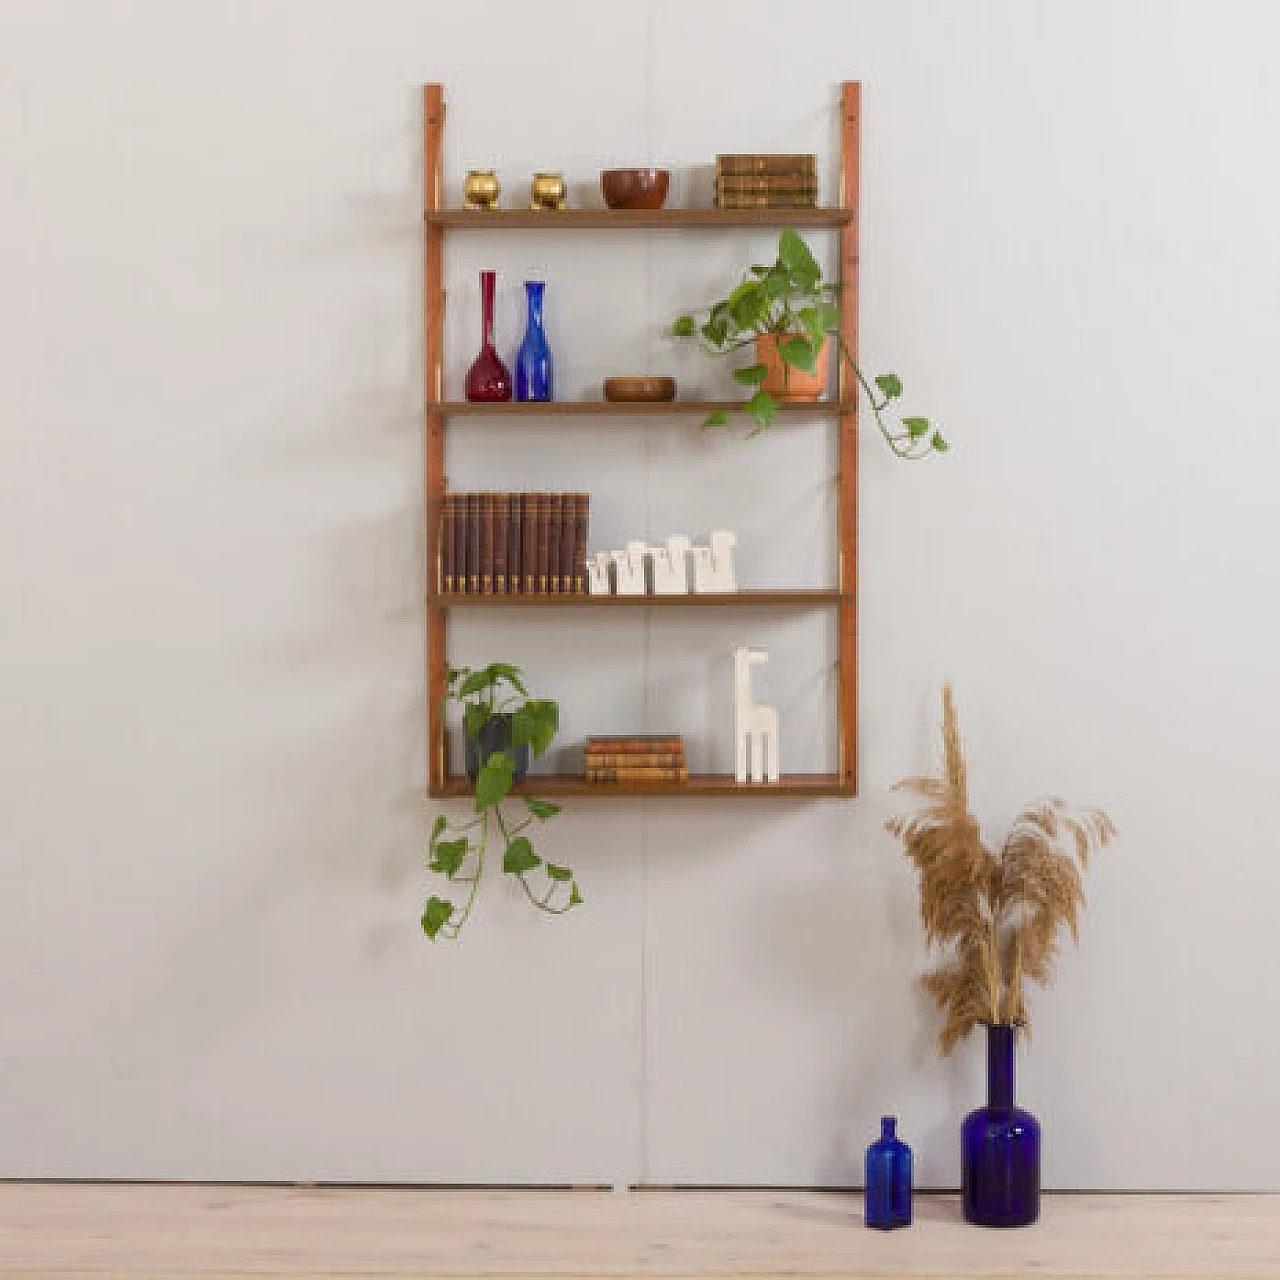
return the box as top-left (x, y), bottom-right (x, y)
top-left (529, 172), bottom-right (567, 211)
top-left (463, 169), bottom-right (501, 210)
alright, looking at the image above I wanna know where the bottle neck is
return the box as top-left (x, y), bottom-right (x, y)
top-left (480, 271), bottom-right (496, 345)
top-left (524, 282), bottom-right (545, 327)
top-left (986, 1023), bottom-right (1016, 1110)
top-left (880, 1116), bottom-right (897, 1142)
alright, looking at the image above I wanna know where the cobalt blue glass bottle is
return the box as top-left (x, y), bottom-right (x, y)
top-left (961, 1023), bottom-right (1041, 1227)
top-left (865, 1116), bottom-right (912, 1230)
top-left (515, 279), bottom-right (553, 401)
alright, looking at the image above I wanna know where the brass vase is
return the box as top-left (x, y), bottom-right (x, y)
top-left (529, 172), bottom-right (567, 211)
top-left (463, 169), bottom-right (500, 210)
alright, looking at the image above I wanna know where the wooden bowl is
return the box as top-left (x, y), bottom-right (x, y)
top-left (603, 376), bottom-right (677, 403)
top-left (600, 168), bottom-right (670, 210)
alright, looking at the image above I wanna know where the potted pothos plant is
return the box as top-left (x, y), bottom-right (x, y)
top-left (672, 228), bottom-right (948, 459)
top-left (421, 663), bottom-right (581, 941)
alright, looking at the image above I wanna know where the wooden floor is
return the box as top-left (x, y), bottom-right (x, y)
top-left (0, 1184), bottom-right (1277, 1279)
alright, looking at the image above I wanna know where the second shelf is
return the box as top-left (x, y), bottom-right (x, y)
top-left (428, 400), bottom-right (852, 416)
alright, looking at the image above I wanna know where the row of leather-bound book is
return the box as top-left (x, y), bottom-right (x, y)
top-left (439, 492), bottom-right (590, 596)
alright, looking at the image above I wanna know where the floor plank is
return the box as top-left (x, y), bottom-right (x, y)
top-left (0, 1184), bottom-right (1277, 1279)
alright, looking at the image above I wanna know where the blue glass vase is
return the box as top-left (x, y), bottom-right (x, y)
top-left (515, 280), bottom-right (553, 401)
top-left (865, 1116), bottom-right (912, 1230)
top-left (961, 1023), bottom-right (1041, 1227)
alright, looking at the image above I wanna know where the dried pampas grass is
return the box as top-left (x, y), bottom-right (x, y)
top-left (887, 686), bottom-right (1115, 1055)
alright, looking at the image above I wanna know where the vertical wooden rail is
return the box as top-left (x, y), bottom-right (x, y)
top-left (837, 81), bottom-right (860, 795)
top-left (424, 84), bottom-right (447, 794)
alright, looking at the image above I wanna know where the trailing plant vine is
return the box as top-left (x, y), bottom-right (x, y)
top-left (421, 663), bottom-right (581, 941)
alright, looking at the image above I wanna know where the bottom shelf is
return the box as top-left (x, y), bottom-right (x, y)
top-left (434, 773), bottom-right (852, 799)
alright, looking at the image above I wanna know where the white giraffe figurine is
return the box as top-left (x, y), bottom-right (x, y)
top-left (650, 534), bottom-right (691, 594)
top-left (586, 550), bottom-right (613, 595)
top-left (612, 540), bottom-right (649, 595)
top-left (692, 529), bottom-right (738, 593)
top-left (733, 645), bottom-right (779, 783)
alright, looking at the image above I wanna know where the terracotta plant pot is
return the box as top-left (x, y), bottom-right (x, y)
top-left (756, 333), bottom-right (830, 401)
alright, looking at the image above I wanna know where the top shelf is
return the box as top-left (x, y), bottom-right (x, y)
top-left (423, 208), bottom-right (853, 229)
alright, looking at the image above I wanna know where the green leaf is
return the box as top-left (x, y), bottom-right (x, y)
top-left (702, 410), bottom-right (729, 430)
top-left (430, 814), bottom-right (447, 843)
top-left (457, 670), bottom-right (493, 699)
top-left (728, 280), bottom-right (768, 330)
top-left (778, 228), bottom-right (821, 291)
top-left (744, 389), bottom-right (778, 432)
top-left (524, 796), bottom-right (561, 820)
top-left (569, 883), bottom-right (583, 907)
top-left (421, 896), bottom-right (454, 939)
top-left (483, 662), bottom-right (527, 694)
top-left (931, 430), bottom-right (949, 452)
top-left (510, 699), bottom-right (558, 757)
top-left (429, 837), bottom-right (469, 876)
top-left (798, 302), bottom-right (839, 346)
top-left (874, 373), bottom-right (903, 400)
top-left (702, 316), bottom-right (729, 347)
top-left (474, 751), bottom-right (514, 811)
top-left (749, 264), bottom-right (771, 277)
top-left (672, 315), bottom-right (696, 338)
top-left (758, 265), bottom-right (793, 300)
top-left (503, 836), bottom-right (540, 875)
top-left (779, 335), bottom-right (816, 373)
top-left (903, 416), bottom-right (930, 440)
top-left (732, 363), bottom-right (767, 387)
top-left (796, 307), bottom-right (827, 349)
top-left (463, 702), bottom-right (490, 741)
top-left (545, 862), bottom-right (573, 882)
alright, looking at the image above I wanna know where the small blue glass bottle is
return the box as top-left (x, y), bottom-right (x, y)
top-left (865, 1116), bottom-right (912, 1229)
top-left (961, 1023), bottom-right (1041, 1227)
top-left (515, 280), bottom-right (553, 401)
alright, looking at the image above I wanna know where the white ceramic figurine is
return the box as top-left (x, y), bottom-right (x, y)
top-left (733, 645), bottom-right (779, 783)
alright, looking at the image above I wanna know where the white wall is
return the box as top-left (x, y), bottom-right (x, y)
top-left (2, 0), bottom-right (1278, 1189)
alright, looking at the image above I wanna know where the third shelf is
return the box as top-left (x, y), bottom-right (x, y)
top-left (429, 589), bottom-right (846, 608)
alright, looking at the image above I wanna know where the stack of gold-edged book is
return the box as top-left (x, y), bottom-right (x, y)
top-left (714, 154), bottom-right (818, 209)
top-left (584, 736), bottom-right (688, 784)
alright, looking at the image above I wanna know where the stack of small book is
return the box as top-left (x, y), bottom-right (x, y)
top-left (585, 736), bottom-right (688, 784)
top-left (714, 154), bottom-right (818, 209)
top-left (439, 492), bottom-right (590, 596)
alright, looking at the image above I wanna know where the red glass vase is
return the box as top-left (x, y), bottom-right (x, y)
top-left (465, 269), bottom-right (512, 402)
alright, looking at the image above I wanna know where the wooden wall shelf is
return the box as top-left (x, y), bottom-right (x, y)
top-left (422, 82), bottom-right (860, 799)
top-left (428, 590), bottom-right (846, 608)
top-left (437, 774), bottom-right (852, 799)
top-left (424, 208), bottom-right (852, 229)
top-left (428, 401), bottom-right (853, 416)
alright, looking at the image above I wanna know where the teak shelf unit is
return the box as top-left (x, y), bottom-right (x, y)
top-left (422, 81), bottom-right (860, 799)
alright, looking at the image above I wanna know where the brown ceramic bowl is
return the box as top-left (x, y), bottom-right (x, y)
top-left (603, 376), bottom-right (677, 403)
top-left (600, 168), bottom-right (670, 210)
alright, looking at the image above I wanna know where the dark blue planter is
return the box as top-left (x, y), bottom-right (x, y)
top-left (865, 1115), bottom-right (912, 1229)
top-left (464, 712), bottom-right (530, 782)
top-left (961, 1023), bottom-right (1041, 1227)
